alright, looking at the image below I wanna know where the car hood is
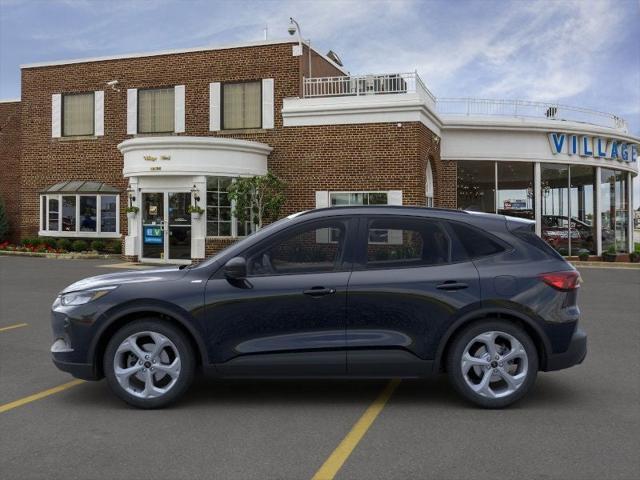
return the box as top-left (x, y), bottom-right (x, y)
top-left (61, 267), bottom-right (187, 294)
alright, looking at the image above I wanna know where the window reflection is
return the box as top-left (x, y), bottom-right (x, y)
top-left (601, 169), bottom-right (629, 253)
top-left (457, 161), bottom-right (495, 213)
top-left (497, 162), bottom-right (534, 220)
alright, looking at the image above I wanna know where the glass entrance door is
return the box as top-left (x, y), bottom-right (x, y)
top-left (142, 192), bottom-right (165, 260)
top-left (141, 192), bottom-right (192, 262)
top-left (167, 192), bottom-right (191, 261)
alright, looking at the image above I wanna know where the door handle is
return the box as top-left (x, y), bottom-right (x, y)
top-left (436, 281), bottom-right (468, 291)
top-left (303, 287), bottom-right (337, 297)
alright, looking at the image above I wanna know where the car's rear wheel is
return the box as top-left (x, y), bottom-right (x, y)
top-left (446, 320), bottom-right (538, 408)
top-left (104, 319), bottom-right (195, 409)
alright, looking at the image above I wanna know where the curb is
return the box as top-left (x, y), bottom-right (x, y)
top-left (571, 261), bottom-right (640, 269)
top-left (0, 250), bottom-right (120, 260)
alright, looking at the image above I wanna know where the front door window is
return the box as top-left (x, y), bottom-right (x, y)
top-left (141, 192), bottom-right (192, 262)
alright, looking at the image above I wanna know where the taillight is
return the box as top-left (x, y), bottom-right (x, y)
top-left (540, 271), bottom-right (581, 291)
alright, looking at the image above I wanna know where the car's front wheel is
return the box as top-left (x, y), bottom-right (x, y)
top-left (104, 319), bottom-right (195, 409)
top-left (446, 320), bottom-right (538, 408)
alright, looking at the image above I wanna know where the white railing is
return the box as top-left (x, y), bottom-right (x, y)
top-left (303, 72), bottom-right (436, 103)
top-left (436, 98), bottom-right (628, 131)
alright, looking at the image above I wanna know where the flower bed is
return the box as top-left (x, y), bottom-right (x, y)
top-left (0, 237), bottom-right (122, 256)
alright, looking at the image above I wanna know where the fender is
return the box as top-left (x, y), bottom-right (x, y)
top-left (88, 299), bottom-right (210, 366)
top-left (433, 306), bottom-right (552, 371)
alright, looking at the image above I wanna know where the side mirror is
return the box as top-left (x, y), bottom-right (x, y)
top-left (223, 256), bottom-right (247, 280)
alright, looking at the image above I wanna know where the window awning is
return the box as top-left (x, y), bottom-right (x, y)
top-left (41, 181), bottom-right (120, 194)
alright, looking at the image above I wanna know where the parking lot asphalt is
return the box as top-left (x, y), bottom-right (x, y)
top-left (0, 256), bottom-right (639, 480)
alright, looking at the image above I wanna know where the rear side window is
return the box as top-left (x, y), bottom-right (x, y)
top-left (448, 222), bottom-right (505, 259)
top-left (510, 224), bottom-right (564, 260)
top-left (365, 217), bottom-right (450, 269)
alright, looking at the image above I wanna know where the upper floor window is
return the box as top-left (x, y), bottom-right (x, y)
top-left (138, 87), bottom-right (175, 133)
top-left (222, 81), bottom-right (261, 130)
top-left (330, 191), bottom-right (388, 206)
top-left (63, 92), bottom-right (94, 136)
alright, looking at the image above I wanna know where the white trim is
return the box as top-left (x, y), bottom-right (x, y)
top-left (282, 94), bottom-right (442, 135)
top-left (126, 89), bottom-right (137, 135)
top-left (39, 193), bottom-right (120, 237)
top-left (262, 78), bottom-right (275, 129)
top-left (174, 85), bottom-right (185, 133)
top-left (94, 90), bottom-right (104, 136)
top-left (315, 191), bottom-right (329, 208)
top-left (51, 94), bottom-right (61, 138)
top-left (628, 171), bottom-right (633, 253)
top-left (388, 190), bottom-right (403, 205)
top-left (209, 82), bottom-right (221, 131)
top-left (0, 98), bottom-right (20, 103)
top-left (19, 39), bottom-right (348, 74)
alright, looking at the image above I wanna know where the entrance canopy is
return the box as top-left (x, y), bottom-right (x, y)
top-left (41, 180), bottom-right (120, 194)
top-left (118, 136), bottom-right (272, 178)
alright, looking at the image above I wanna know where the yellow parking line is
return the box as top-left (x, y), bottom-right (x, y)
top-left (0, 379), bottom-right (85, 414)
top-left (311, 379), bottom-right (401, 480)
top-left (0, 323), bottom-right (28, 333)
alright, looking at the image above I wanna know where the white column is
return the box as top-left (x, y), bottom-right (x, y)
top-left (191, 175), bottom-right (207, 259)
top-left (124, 177), bottom-right (140, 258)
top-left (534, 162), bottom-right (541, 236)
top-left (595, 167), bottom-right (602, 256)
top-left (628, 171), bottom-right (634, 253)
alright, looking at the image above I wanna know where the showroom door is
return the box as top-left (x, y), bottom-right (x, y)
top-left (141, 192), bottom-right (192, 263)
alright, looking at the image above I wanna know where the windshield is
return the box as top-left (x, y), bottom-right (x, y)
top-left (195, 215), bottom-right (295, 269)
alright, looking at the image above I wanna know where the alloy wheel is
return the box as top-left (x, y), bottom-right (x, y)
top-left (460, 330), bottom-right (529, 399)
top-left (113, 331), bottom-right (182, 399)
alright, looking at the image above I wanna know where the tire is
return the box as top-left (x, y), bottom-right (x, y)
top-left (446, 319), bottom-right (538, 409)
top-left (104, 319), bottom-right (195, 409)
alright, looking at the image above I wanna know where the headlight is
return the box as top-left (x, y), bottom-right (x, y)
top-left (60, 286), bottom-right (118, 306)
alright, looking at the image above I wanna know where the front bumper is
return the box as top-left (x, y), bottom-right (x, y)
top-left (543, 327), bottom-right (587, 371)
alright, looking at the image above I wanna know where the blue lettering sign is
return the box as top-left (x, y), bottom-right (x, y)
top-left (570, 135), bottom-right (578, 155)
top-left (596, 138), bottom-right (607, 157)
top-left (632, 144), bottom-right (638, 162)
top-left (621, 143), bottom-right (628, 161)
top-left (548, 133), bottom-right (565, 154)
top-left (610, 141), bottom-right (619, 159)
top-left (580, 136), bottom-right (593, 156)
top-left (144, 226), bottom-right (163, 245)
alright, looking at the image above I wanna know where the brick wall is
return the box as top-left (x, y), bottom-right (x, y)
top-left (15, 40), bottom-right (443, 259)
top-left (0, 101), bottom-right (21, 242)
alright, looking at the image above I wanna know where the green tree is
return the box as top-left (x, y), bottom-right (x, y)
top-left (227, 172), bottom-right (286, 230)
top-left (0, 197), bottom-right (9, 242)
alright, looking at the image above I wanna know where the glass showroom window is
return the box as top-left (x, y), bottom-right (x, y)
top-left (330, 191), bottom-right (388, 206)
top-left (40, 194), bottom-right (119, 236)
top-left (601, 169), bottom-right (629, 253)
top-left (222, 81), bottom-right (261, 130)
top-left (497, 162), bottom-right (534, 220)
top-left (138, 88), bottom-right (175, 133)
top-left (541, 164), bottom-right (570, 255)
top-left (569, 165), bottom-right (596, 254)
top-left (62, 92), bottom-right (94, 136)
top-left (457, 161), bottom-right (496, 213)
top-left (206, 177), bottom-right (252, 237)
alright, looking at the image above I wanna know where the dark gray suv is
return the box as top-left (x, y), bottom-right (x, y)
top-left (51, 207), bottom-right (586, 409)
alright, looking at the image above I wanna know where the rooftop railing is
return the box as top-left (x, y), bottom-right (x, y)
top-left (303, 72), bottom-right (436, 104)
top-left (301, 74), bottom-right (627, 131)
top-left (436, 98), bottom-right (628, 131)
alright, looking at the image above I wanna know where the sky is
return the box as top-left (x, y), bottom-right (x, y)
top-left (1, 0), bottom-right (639, 202)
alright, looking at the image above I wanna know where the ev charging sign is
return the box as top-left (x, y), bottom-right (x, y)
top-left (548, 132), bottom-right (638, 163)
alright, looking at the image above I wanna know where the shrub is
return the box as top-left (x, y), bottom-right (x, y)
top-left (57, 238), bottom-right (73, 251)
top-left (107, 240), bottom-right (122, 254)
top-left (90, 240), bottom-right (106, 252)
top-left (577, 250), bottom-right (589, 261)
top-left (38, 237), bottom-right (57, 249)
top-left (71, 240), bottom-right (88, 252)
top-left (21, 237), bottom-right (37, 247)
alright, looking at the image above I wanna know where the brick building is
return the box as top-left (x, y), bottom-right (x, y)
top-left (0, 38), bottom-right (638, 262)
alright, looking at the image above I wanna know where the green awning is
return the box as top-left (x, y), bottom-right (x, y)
top-left (41, 181), bottom-right (120, 194)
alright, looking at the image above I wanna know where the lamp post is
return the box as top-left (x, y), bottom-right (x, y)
top-left (288, 17), bottom-right (311, 78)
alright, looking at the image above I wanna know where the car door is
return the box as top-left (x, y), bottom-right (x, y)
top-left (203, 216), bottom-right (355, 376)
top-left (346, 215), bottom-right (481, 376)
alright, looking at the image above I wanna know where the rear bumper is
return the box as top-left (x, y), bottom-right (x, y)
top-left (543, 327), bottom-right (587, 371)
